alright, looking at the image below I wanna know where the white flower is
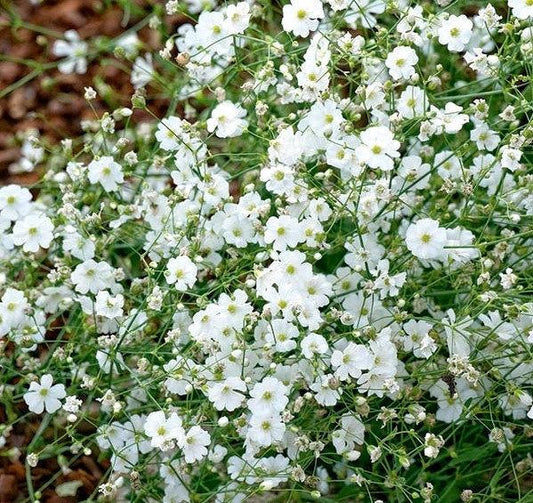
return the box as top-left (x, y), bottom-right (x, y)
top-left (52, 30), bottom-right (87, 74)
top-left (311, 374), bottom-right (341, 406)
top-left (21, 134), bottom-right (44, 165)
top-left (12, 214), bottom-right (54, 253)
top-left (71, 260), bottom-right (115, 295)
top-left (403, 320), bottom-right (436, 359)
top-left (478, 4), bottom-right (502, 29)
top-left (222, 213), bottom-right (256, 248)
top-left (478, 311), bottom-right (515, 341)
top-left (3, 0), bottom-right (531, 494)
top-left (268, 127), bottom-right (304, 166)
top-left (87, 156), bottom-right (124, 192)
top-left (0, 185), bottom-right (32, 221)
top-left (395, 155), bottom-right (431, 190)
top-left (325, 135), bottom-right (361, 177)
top-left (282, 0), bottom-right (324, 38)
top-left (499, 268), bottom-right (517, 290)
top-left (225, 2), bottom-right (251, 34)
top-left (438, 15), bottom-right (473, 52)
top-left (265, 318), bottom-right (299, 352)
top-left (218, 289), bottom-right (253, 330)
top-left (207, 101), bottom-right (248, 138)
top-left (508, 0), bottom-right (533, 20)
top-left (397, 86), bottom-right (428, 118)
top-left (196, 11), bottom-right (232, 55)
top-left (248, 412), bottom-right (285, 446)
top-left (62, 229), bottom-right (95, 261)
top-left (464, 49), bottom-right (500, 77)
top-left (96, 349), bottom-right (125, 374)
top-left (332, 414), bottom-right (365, 454)
top-left (501, 146), bottom-right (522, 172)
top-left (95, 291), bottom-right (124, 319)
top-left (356, 126), bottom-right (400, 171)
top-left (180, 426), bottom-right (211, 463)
top-left (144, 411), bottom-right (185, 450)
top-left (443, 309), bottom-right (473, 358)
top-left (209, 444), bottom-right (228, 463)
top-left (444, 228), bottom-right (479, 264)
top-left (1, 288), bottom-right (29, 327)
top-left (264, 215), bottom-right (304, 251)
top-left (346, 0), bottom-right (385, 28)
top-left (207, 377), bottom-right (247, 411)
top-left (115, 32), bottom-right (140, 58)
top-left (435, 150), bottom-right (461, 179)
top-left (301, 332), bottom-right (329, 358)
top-left (385, 46), bottom-right (418, 81)
top-left (470, 123), bottom-right (500, 151)
top-left (297, 59), bottom-right (330, 94)
top-left (63, 395), bottom-right (83, 414)
top-left (429, 377), bottom-right (479, 422)
top-left (405, 218), bottom-right (447, 260)
top-left (424, 433), bottom-right (444, 458)
top-left (131, 53), bottom-right (154, 89)
top-left (24, 374), bottom-right (66, 414)
top-left (435, 103), bottom-right (469, 134)
top-left (165, 256), bottom-right (198, 291)
top-left (155, 116), bottom-right (185, 151)
top-left (331, 342), bottom-right (372, 380)
top-left (361, 82), bottom-right (385, 110)
top-left (248, 377), bottom-right (289, 412)
top-left (301, 99), bottom-right (344, 139)
top-left (489, 426), bottom-right (515, 453)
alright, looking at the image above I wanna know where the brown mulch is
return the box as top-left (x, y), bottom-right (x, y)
top-left (0, 395), bottom-right (109, 503)
top-left (0, 0), bottom-right (185, 185)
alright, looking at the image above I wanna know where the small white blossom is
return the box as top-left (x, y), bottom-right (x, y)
top-left (405, 218), bottom-right (447, 260)
top-left (24, 374), bottom-right (66, 414)
top-left (165, 256), bottom-right (198, 291)
top-left (87, 156), bottom-right (124, 192)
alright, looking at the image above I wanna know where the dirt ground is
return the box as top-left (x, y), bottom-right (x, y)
top-left (0, 0), bottom-right (183, 184)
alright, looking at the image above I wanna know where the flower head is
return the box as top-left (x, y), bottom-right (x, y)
top-left (405, 218), bottom-right (447, 260)
top-left (24, 374), bottom-right (66, 414)
top-left (282, 0), bottom-right (324, 38)
top-left (52, 30), bottom-right (88, 74)
top-left (87, 156), bottom-right (124, 192)
top-left (207, 101), bottom-right (248, 138)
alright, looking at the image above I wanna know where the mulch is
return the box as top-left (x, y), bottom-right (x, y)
top-left (0, 395), bottom-right (109, 503)
top-left (0, 0), bottom-right (185, 185)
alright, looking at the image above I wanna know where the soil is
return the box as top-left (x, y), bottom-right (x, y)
top-left (0, 0), bottom-right (184, 184)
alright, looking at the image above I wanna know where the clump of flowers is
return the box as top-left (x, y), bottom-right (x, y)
top-left (1, 1), bottom-right (532, 502)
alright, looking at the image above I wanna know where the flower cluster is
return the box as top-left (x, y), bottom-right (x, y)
top-left (2, 1), bottom-right (532, 502)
